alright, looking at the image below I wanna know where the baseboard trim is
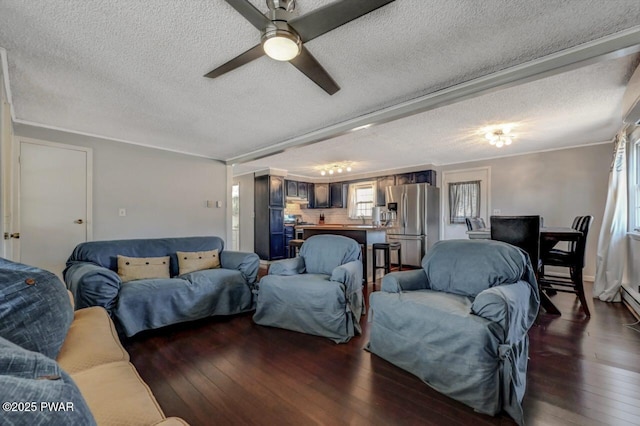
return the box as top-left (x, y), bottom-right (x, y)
top-left (621, 285), bottom-right (640, 319)
top-left (541, 271), bottom-right (595, 282)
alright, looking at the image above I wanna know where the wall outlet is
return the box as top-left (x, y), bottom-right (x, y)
top-left (119, 208), bottom-right (126, 217)
top-left (493, 209), bottom-right (501, 215)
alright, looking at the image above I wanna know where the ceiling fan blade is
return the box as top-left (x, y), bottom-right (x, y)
top-left (224, 0), bottom-right (271, 31)
top-left (204, 44), bottom-right (264, 78)
top-left (289, 0), bottom-right (395, 42)
top-left (289, 46), bottom-right (340, 95)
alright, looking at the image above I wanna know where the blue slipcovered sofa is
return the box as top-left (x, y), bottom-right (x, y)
top-left (367, 240), bottom-right (540, 425)
top-left (64, 236), bottom-right (259, 336)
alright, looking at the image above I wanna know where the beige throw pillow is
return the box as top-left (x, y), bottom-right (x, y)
top-left (177, 249), bottom-right (220, 275)
top-left (117, 255), bottom-right (170, 283)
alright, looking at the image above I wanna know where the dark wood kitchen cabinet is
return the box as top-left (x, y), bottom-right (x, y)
top-left (376, 175), bottom-right (396, 206)
top-left (395, 170), bottom-right (436, 186)
top-left (307, 183), bottom-right (315, 208)
top-left (285, 179), bottom-right (298, 197)
top-left (330, 182), bottom-right (344, 208)
top-left (395, 173), bottom-right (413, 185)
top-left (314, 183), bottom-right (330, 208)
top-left (269, 176), bottom-right (284, 207)
top-left (414, 170), bottom-right (436, 185)
top-left (298, 182), bottom-right (308, 199)
top-left (255, 175), bottom-right (285, 260)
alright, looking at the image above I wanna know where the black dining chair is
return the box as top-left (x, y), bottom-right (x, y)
top-left (490, 216), bottom-right (541, 274)
top-left (538, 215), bottom-right (594, 316)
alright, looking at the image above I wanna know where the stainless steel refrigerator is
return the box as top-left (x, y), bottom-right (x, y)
top-left (385, 183), bottom-right (440, 267)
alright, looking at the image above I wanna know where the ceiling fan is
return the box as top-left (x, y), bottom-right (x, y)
top-left (204, 0), bottom-right (396, 95)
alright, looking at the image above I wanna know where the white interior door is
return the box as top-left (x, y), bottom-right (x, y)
top-left (18, 139), bottom-right (92, 277)
top-left (441, 167), bottom-right (490, 240)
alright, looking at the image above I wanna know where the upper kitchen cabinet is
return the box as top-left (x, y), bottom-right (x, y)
top-left (415, 170), bottom-right (436, 185)
top-left (269, 176), bottom-right (284, 207)
top-left (285, 179), bottom-right (298, 198)
top-left (307, 183), bottom-right (315, 208)
top-left (395, 170), bottom-right (436, 186)
top-left (314, 183), bottom-right (330, 208)
top-left (376, 175), bottom-right (396, 206)
top-left (395, 173), bottom-right (413, 185)
top-left (330, 183), bottom-right (344, 208)
top-left (298, 182), bottom-right (308, 199)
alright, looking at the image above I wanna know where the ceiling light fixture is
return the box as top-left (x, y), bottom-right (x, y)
top-left (319, 162), bottom-right (353, 176)
top-left (262, 28), bottom-right (302, 61)
top-left (484, 127), bottom-right (514, 148)
top-left (260, 0), bottom-right (302, 62)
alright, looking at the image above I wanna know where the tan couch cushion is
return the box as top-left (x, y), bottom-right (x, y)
top-left (153, 418), bottom-right (190, 426)
top-left (177, 249), bottom-right (220, 275)
top-left (118, 255), bottom-right (170, 282)
top-left (71, 361), bottom-right (166, 425)
top-left (57, 307), bottom-right (129, 374)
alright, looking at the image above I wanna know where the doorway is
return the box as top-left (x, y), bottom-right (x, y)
top-left (231, 183), bottom-right (240, 251)
top-left (441, 167), bottom-right (490, 240)
top-left (16, 138), bottom-right (92, 278)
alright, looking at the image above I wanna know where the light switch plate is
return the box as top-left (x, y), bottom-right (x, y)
top-left (119, 208), bottom-right (126, 217)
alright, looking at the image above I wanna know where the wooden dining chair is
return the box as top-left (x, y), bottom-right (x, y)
top-left (490, 216), bottom-right (541, 273)
top-left (538, 215), bottom-right (594, 316)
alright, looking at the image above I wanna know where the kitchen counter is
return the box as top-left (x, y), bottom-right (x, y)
top-left (295, 224), bottom-right (388, 231)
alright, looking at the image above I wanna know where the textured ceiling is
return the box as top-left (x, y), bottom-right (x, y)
top-left (236, 53), bottom-right (640, 176)
top-left (1, 0), bottom-right (640, 175)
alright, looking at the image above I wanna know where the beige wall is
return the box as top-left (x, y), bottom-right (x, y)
top-left (436, 143), bottom-right (612, 278)
top-left (14, 123), bottom-right (228, 242)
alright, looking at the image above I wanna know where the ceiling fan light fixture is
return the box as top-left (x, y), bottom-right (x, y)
top-left (262, 29), bottom-right (301, 61)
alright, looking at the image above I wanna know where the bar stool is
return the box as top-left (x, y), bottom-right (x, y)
top-left (288, 239), bottom-right (305, 258)
top-left (372, 242), bottom-right (402, 289)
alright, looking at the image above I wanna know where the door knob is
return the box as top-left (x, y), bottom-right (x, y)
top-left (74, 219), bottom-right (84, 224)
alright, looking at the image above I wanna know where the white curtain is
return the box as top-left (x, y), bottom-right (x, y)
top-left (448, 180), bottom-right (480, 223)
top-left (593, 132), bottom-right (628, 302)
top-left (346, 184), bottom-right (357, 218)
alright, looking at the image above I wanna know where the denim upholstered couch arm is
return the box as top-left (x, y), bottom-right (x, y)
top-left (471, 280), bottom-right (537, 344)
top-left (220, 250), bottom-right (260, 285)
top-left (381, 269), bottom-right (429, 293)
top-left (330, 260), bottom-right (363, 296)
top-left (268, 257), bottom-right (305, 276)
top-left (63, 262), bottom-right (121, 313)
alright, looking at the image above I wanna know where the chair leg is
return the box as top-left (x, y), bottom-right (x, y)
top-left (384, 248), bottom-right (391, 275)
top-left (397, 248), bottom-right (402, 271)
top-left (574, 268), bottom-right (590, 317)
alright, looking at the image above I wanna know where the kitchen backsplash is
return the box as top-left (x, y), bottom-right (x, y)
top-left (300, 208), bottom-right (365, 224)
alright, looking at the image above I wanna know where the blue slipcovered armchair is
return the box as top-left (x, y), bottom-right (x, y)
top-left (253, 235), bottom-right (363, 343)
top-left (367, 239), bottom-right (539, 425)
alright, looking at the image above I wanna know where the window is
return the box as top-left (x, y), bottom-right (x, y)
top-left (347, 181), bottom-right (376, 219)
top-left (448, 180), bottom-right (480, 224)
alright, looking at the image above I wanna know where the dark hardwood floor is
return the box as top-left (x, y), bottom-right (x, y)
top-left (124, 281), bottom-right (640, 426)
